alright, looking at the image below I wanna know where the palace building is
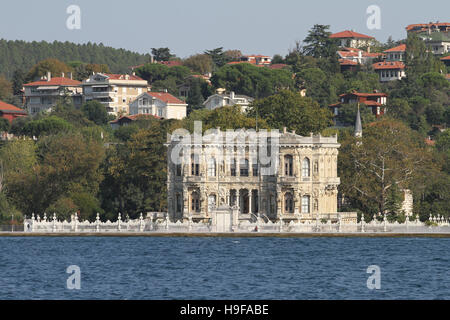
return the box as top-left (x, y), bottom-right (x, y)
top-left (166, 128), bottom-right (354, 224)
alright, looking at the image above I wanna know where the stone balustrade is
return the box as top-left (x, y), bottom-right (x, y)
top-left (22, 212), bottom-right (450, 234)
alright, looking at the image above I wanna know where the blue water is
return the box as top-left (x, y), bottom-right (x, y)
top-left (0, 237), bottom-right (449, 300)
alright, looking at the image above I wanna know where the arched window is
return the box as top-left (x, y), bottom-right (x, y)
top-left (284, 155), bottom-right (293, 176)
top-left (284, 192), bottom-right (294, 213)
top-left (191, 192), bottom-right (200, 212)
top-left (191, 153), bottom-right (199, 176)
top-left (207, 157), bottom-right (216, 177)
top-left (240, 158), bottom-right (249, 176)
top-left (301, 195), bottom-right (310, 213)
top-left (302, 158), bottom-right (310, 177)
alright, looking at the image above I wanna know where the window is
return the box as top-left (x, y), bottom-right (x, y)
top-left (230, 158), bottom-right (237, 176)
top-left (240, 159), bottom-right (249, 176)
top-left (252, 163), bottom-right (258, 176)
top-left (284, 155), bottom-right (293, 176)
top-left (284, 193), bottom-right (294, 213)
top-left (301, 196), bottom-right (310, 213)
top-left (191, 192), bottom-right (200, 212)
top-left (207, 157), bottom-right (216, 177)
top-left (191, 154), bottom-right (199, 176)
top-left (176, 163), bottom-right (182, 176)
top-left (302, 158), bottom-right (310, 177)
top-left (176, 194), bottom-right (182, 213)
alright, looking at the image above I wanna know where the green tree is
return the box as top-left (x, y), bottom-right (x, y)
top-left (81, 101), bottom-right (109, 125)
top-left (247, 90), bottom-right (333, 135)
top-left (303, 24), bottom-right (338, 58)
top-left (339, 119), bottom-right (435, 217)
top-left (20, 116), bottom-right (72, 137)
top-left (211, 63), bottom-right (294, 98)
top-left (151, 48), bottom-right (173, 62)
top-left (0, 118), bottom-right (10, 132)
top-left (0, 75), bottom-right (12, 100)
top-left (26, 58), bottom-right (72, 82)
top-left (183, 54), bottom-right (213, 75)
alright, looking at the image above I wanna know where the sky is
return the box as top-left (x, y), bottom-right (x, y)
top-left (0, 0), bottom-right (449, 58)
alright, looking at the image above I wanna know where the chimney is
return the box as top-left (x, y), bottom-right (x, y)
top-left (47, 72), bottom-right (51, 82)
top-left (132, 72), bottom-right (136, 76)
top-left (230, 91), bottom-right (235, 100)
top-left (61, 72), bottom-right (65, 78)
top-left (367, 46), bottom-right (371, 53)
top-left (68, 72), bottom-right (73, 80)
top-left (283, 127), bottom-right (287, 134)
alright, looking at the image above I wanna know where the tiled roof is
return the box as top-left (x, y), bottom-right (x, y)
top-left (440, 56), bottom-right (450, 61)
top-left (406, 22), bottom-right (450, 31)
top-left (338, 59), bottom-right (358, 66)
top-left (0, 100), bottom-right (27, 114)
top-left (24, 77), bottom-right (81, 87)
top-left (146, 92), bottom-right (186, 104)
top-left (372, 61), bottom-right (405, 70)
top-left (384, 44), bottom-right (406, 53)
top-left (330, 30), bottom-right (374, 39)
top-left (339, 91), bottom-right (387, 98)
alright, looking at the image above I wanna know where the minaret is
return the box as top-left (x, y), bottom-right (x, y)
top-left (355, 103), bottom-right (362, 138)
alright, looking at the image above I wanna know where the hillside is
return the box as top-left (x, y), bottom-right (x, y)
top-left (0, 39), bottom-right (151, 78)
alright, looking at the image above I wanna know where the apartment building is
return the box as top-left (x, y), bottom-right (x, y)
top-left (23, 72), bottom-right (82, 115)
top-left (82, 73), bottom-right (149, 115)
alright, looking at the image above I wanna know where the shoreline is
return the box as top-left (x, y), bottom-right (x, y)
top-left (1, 232), bottom-right (450, 238)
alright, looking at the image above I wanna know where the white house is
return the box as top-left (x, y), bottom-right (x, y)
top-left (373, 61), bottom-right (406, 82)
top-left (203, 90), bottom-right (254, 112)
top-left (129, 91), bottom-right (187, 119)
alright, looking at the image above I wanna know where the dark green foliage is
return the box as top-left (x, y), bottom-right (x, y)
top-left (211, 63), bottom-right (294, 99)
top-left (20, 116), bottom-right (72, 137)
top-left (247, 90), bottom-right (333, 135)
top-left (81, 101), bottom-right (109, 125)
top-left (151, 48), bottom-right (174, 62)
top-left (302, 24), bottom-right (339, 59)
top-left (0, 118), bottom-right (10, 132)
top-left (0, 39), bottom-right (151, 78)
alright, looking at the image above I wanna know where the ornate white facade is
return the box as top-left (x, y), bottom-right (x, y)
top-left (167, 128), bottom-right (356, 224)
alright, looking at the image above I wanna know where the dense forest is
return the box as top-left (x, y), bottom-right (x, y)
top-left (0, 39), bottom-right (151, 78)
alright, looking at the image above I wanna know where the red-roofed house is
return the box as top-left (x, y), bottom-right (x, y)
top-left (23, 72), bottom-right (82, 115)
top-left (406, 22), bottom-right (450, 34)
top-left (227, 55), bottom-right (272, 66)
top-left (441, 55), bottom-right (450, 66)
top-left (329, 91), bottom-right (388, 119)
top-left (0, 99), bottom-right (28, 123)
top-left (384, 44), bottom-right (406, 61)
top-left (82, 73), bottom-right (149, 115)
top-left (372, 61), bottom-right (406, 82)
top-left (129, 91), bottom-right (187, 119)
top-left (330, 30), bottom-right (375, 48)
